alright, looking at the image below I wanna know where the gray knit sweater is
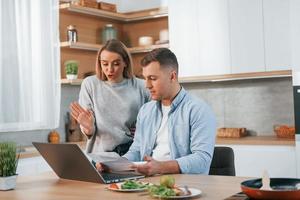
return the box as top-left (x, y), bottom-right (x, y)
top-left (79, 75), bottom-right (150, 153)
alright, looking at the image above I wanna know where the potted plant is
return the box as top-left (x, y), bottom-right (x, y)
top-left (0, 142), bottom-right (19, 190)
top-left (64, 60), bottom-right (79, 80)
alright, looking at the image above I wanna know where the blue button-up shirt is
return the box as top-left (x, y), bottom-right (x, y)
top-left (123, 87), bottom-right (216, 174)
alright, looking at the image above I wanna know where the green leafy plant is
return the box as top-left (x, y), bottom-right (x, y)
top-left (64, 60), bottom-right (78, 75)
top-left (0, 142), bottom-right (19, 177)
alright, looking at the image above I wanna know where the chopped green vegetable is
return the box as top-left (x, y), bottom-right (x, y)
top-left (148, 184), bottom-right (176, 197)
top-left (121, 180), bottom-right (148, 189)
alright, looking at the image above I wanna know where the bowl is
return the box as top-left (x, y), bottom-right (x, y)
top-left (138, 36), bottom-right (153, 46)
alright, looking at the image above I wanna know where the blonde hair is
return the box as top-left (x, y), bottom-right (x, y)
top-left (96, 39), bottom-right (134, 81)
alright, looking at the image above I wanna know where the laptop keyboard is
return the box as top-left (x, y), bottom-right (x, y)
top-left (101, 172), bottom-right (143, 183)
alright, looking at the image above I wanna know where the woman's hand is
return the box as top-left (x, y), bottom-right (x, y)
top-left (70, 102), bottom-right (94, 136)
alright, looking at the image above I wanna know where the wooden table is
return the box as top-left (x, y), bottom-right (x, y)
top-left (0, 172), bottom-right (249, 200)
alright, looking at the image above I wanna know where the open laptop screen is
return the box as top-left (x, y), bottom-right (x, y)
top-left (32, 142), bottom-right (144, 184)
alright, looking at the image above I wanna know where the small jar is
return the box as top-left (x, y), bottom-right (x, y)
top-left (48, 130), bottom-right (60, 144)
top-left (102, 24), bottom-right (117, 44)
top-left (67, 25), bottom-right (78, 43)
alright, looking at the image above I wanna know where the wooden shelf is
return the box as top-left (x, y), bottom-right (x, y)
top-left (59, 3), bottom-right (168, 22)
top-left (129, 43), bottom-right (169, 53)
top-left (61, 41), bottom-right (101, 51)
top-left (60, 41), bottom-right (169, 53)
top-left (61, 78), bottom-right (83, 85)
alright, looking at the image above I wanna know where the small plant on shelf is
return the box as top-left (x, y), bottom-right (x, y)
top-left (64, 60), bottom-right (79, 80)
top-left (0, 142), bottom-right (19, 190)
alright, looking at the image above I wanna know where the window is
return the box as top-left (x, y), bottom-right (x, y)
top-left (0, 0), bottom-right (60, 131)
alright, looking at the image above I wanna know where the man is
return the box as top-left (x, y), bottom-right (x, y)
top-left (122, 48), bottom-right (216, 175)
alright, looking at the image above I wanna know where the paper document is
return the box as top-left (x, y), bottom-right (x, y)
top-left (87, 152), bottom-right (138, 172)
top-left (87, 152), bottom-right (120, 162)
top-left (102, 157), bottom-right (135, 172)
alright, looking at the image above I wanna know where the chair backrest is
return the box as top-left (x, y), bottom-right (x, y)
top-left (209, 146), bottom-right (235, 176)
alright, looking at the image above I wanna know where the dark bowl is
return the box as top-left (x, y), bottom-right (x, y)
top-left (241, 178), bottom-right (300, 200)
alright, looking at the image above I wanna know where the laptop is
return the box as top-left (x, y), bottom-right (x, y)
top-left (32, 142), bottom-right (145, 184)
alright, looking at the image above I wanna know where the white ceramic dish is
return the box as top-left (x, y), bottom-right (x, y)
top-left (107, 181), bottom-right (150, 192)
top-left (153, 187), bottom-right (202, 199)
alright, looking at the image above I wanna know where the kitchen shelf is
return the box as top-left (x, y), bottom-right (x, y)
top-left (60, 41), bottom-right (169, 53)
top-left (61, 78), bottom-right (83, 85)
top-left (129, 43), bottom-right (169, 53)
top-left (59, 3), bottom-right (168, 22)
top-left (60, 41), bottom-right (101, 51)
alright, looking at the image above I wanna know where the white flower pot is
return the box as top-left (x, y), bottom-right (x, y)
top-left (66, 74), bottom-right (78, 80)
top-left (0, 175), bottom-right (17, 190)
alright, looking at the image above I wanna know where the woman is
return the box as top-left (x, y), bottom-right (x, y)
top-left (70, 39), bottom-right (150, 156)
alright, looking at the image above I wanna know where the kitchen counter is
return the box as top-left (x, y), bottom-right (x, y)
top-left (216, 135), bottom-right (295, 146)
top-left (19, 141), bottom-right (86, 159)
top-left (19, 136), bottom-right (294, 159)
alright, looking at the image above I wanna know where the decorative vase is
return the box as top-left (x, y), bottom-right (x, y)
top-left (64, 60), bottom-right (78, 80)
top-left (48, 130), bottom-right (60, 144)
top-left (66, 74), bottom-right (78, 80)
top-left (0, 175), bottom-right (17, 190)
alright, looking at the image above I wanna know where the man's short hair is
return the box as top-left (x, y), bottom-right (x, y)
top-left (141, 48), bottom-right (178, 73)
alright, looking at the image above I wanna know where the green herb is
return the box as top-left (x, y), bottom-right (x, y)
top-left (121, 180), bottom-right (148, 189)
top-left (148, 184), bottom-right (176, 197)
top-left (0, 142), bottom-right (19, 177)
top-left (64, 60), bottom-right (78, 75)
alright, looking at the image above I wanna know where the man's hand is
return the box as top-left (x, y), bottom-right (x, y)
top-left (70, 102), bottom-right (94, 135)
top-left (95, 162), bottom-right (111, 172)
top-left (134, 156), bottom-right (181, 176)
top-left (134, 156), bottom-right (163, 176)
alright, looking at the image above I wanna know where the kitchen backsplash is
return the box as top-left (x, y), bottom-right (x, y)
top-left (0, 77), bottom-right (294, 146)
top-left (182, 77), bottom-right (294, 136)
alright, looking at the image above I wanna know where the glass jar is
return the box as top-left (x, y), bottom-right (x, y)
top-left (67, 25), bottom-right (78, 43)
top-left (102, 24), bottom-right (117, 44)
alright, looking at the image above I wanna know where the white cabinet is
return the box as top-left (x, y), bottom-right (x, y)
top-left (229, 0), bottom-right (265, 73)
top-left (169, 0), bottom-right (291, 78)
top-left (218, 144), bottom-right (297, 178)
top-left (291, 0), bottom-right (300, 72)
top-left (169, 0), bottom-right (231, 77)
top-left (263, 0), bottom-right (291, 71)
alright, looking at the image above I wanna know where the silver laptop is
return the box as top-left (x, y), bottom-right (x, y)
top-left (32, 142), bottom-right (144, 184)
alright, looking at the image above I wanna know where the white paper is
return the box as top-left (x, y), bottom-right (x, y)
top-left (102, 157), bottom-right (134, 172)
top-left (87, 152), bottom-right (120, 163)
top-left (86, 152), bottom-right (141, 172)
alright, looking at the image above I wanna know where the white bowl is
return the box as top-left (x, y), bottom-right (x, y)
top-left (138, 36), bottom-right (153, 46)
